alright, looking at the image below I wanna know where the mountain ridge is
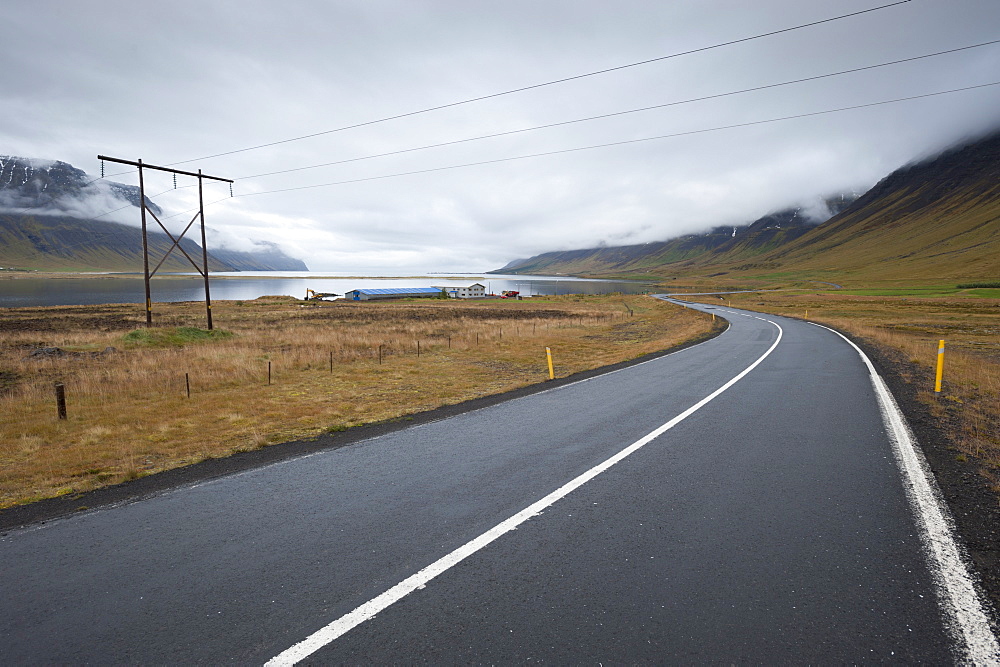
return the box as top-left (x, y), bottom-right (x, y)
top-left (493, 131), bottom-right (1000, 283)
top-left (494, 194), bottom-right (858, 276)
top-left (0, 156), bottom-right (307, 272)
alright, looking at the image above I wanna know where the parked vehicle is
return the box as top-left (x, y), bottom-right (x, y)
top-left (304, 289), bottom-right (340, 301)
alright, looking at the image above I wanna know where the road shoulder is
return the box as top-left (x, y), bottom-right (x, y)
top-left (836, 330), bottom-right (1000, 628)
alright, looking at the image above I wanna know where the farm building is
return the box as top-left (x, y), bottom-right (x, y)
top-left (431, 283), bottom-right (486, 299)
top-left (345, 287), bottom-right (445, 301)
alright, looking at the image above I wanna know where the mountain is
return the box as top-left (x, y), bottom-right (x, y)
top-left (0, 156), bottom-right (308, 272)
top-left (495, 131), bottom-right (1000, 283)
top-left (0, 156), bottom-right (162, 216)
top-left (756, 132), bottom-right (1000, 281)
top-left (1, 213), bottom-right (227, 272)
top-left (208, 241), bottom-right (309, 272)
top-left (495, 195), bottom-right (858, 276)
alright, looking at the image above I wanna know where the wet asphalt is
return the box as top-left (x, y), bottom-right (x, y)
top-left (0, 301), bottom-right (957, 663)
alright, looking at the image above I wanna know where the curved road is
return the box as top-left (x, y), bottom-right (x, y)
top-left (1, 300), bottom-right (995, 663)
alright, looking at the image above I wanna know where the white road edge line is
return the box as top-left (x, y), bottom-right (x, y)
top-left (265, 320), bottom-right (784, 666)
top-left (811, 322), bottom-right (1000, 665)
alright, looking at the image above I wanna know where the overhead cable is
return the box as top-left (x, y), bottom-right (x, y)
top-left (164, 0), bottom-right (913, 167)
top-left (225, 81), bottom-right (1000, 199)
top-left (159, 78), bottom-right (995, 220)
top-left (234, 38), bottom-right (1000, 181)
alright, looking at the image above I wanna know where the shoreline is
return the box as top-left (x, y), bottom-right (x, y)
top-left (0, 271), bottom-right (490, 281)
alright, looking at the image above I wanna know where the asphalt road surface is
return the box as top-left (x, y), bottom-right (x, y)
top-left (2, 299), bottom-right (996, 664)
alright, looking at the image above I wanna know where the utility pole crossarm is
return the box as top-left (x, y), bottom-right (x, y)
top-left (98, 153), bottom-right (230, 330)
top-left (97, 155), bottom-right (233, 183)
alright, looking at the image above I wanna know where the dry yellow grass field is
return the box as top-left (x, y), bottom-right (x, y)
top-left (0, 294), bottom-right (716, 508)
top-left (687, 290), bottom-right (1000, 498)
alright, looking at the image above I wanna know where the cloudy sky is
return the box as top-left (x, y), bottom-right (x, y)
top-left (3, 0), bottom-right (999, 273)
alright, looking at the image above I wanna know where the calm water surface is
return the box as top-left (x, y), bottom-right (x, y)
top-left (0, 273), bottom-right (655, 308)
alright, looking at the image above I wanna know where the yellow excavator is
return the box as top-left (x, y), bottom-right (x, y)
top-left (305, 289), bottom-right (340, 301)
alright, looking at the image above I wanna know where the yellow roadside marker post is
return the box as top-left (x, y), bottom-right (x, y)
top-left (935, 339), bottom-right (945, 394)
top-left (545, 347), bottom-right (555, 380)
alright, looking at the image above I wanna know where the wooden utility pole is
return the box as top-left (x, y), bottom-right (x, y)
top-left (98, 155), bottom-right (232, 329)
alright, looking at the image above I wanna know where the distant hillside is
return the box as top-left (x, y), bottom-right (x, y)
top-left (495, 195), bottom-right (857, 276)
top-left (0, 213), bottom-right (307, 272)
top-left (495, 131), bottom-right (1000, 283)
top-left (0, 156), bottom-right (308, 272)
top-left (758, 132), bottom-right (1000, 281)
top-left (208, 241), bottom-right (308, 272)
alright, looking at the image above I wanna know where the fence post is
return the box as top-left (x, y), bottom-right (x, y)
top-left (54, 382), bottom-right (67, 420)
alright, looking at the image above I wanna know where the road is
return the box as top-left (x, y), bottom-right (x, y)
top-left (1, 300), bottom-right (996, 664)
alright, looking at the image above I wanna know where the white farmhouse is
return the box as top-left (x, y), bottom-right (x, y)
top-left (431, 283), bottom-right (486, 299)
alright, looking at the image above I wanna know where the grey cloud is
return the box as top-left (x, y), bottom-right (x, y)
top-left (3, 0), bottom-right (999, 273)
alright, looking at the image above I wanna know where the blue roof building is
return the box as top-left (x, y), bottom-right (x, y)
top-left (346, 287), bottom-right (445, 301)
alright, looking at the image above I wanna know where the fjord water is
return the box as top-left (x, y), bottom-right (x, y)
top-left (0, 273), bottom-right (654, 308)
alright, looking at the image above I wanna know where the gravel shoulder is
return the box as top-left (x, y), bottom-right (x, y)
top-left (851, 333), bottom-right (1000, 626)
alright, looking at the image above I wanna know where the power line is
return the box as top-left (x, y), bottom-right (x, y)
top-left (154, 78), bottom-right (1000, 221)
top-left (72, 35), bottom-right (1000, 225)
top-left (17, 77), bottom-right (999, 228)
top-left (226, 81), bottom-right (999, 199)
top-left (164, 0), bottom-right (913, 167)
top-left (234, 38), bottom-right (1000, 181)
